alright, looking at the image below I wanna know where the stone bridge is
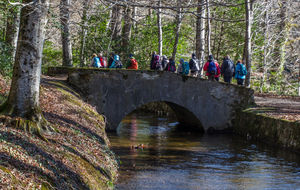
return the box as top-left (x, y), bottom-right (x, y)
top-left (68, 68), bottom-right (254, 132)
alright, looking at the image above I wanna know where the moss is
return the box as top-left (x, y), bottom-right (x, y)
top-left (66, 153), bottom-right (110, 189)
top-left (0, 166), bottom-right (24, 187)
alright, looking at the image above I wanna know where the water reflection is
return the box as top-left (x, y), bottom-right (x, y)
top-left (107, 111), bottom-right (300, 190)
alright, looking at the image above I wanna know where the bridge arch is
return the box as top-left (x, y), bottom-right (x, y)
top-left (68, 68), bottom-right (254, 133)
top-left (116, 101), bottom-right (205, 132)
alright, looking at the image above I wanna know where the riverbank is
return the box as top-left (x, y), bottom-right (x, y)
top-left (0, 75), bottom-right (118, 189)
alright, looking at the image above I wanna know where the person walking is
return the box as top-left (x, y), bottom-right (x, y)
top-left (180, 58), bottom-right (190, 75)
top-left (108, 52), bottom-right (115, 68)
top-left (88, 53), bottom-right (100, 68)
top-left (203, 55), bottom-right (220, 81)
top-left (152, 54), bottom-right (162, 70)
top-left (150, 51), bottom-right (157, 70)
top-left (126, 54), bottom-right (138, 70)
top-left (162, 55), bottom-right (169, 71)
top-left (189, 53), bottom-right (200, 77)
top-left (235, 60), bottom-right (247, 85)
top-left (177, 62), bottom-right (183, 74)
top-left (166, 58), bottom-right (176, 72)
top-left (98, 53), bottom-right (107, 68)
top-left (221, 55), bottom-right (235, 83)
top-left (109, 54), bottom-right (122, 68)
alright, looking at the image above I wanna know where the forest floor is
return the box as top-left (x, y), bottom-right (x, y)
top-left (253, 93), bottom-right (300, 122)
top-left (0, 75), bottom-right (118, 189)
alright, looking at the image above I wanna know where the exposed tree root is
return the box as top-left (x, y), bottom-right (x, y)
top-left (0, 115), bottom-right (51, 142)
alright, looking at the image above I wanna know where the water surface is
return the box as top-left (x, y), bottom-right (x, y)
top-left (107, 111), bottom-right (300, 190)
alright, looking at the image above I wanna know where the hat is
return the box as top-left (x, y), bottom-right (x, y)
top-left (192, 53), bottom-right (196, 57)
top-left (180, 58), bottom-right (184, 63)
top-left (208, 55), bottom-right (214, 62)
top-left (129, 54), bottom-right (133, 58)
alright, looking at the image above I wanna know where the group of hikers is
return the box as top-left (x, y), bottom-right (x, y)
top-left (89, 52), bottom-right (138, 69)
top-left (89, 51), bottom-right (248, 86)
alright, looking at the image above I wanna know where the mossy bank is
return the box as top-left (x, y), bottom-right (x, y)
top-left (234, 108), bottom-right (300, 152)
top-left (0, 75), bottom-right (118, 189)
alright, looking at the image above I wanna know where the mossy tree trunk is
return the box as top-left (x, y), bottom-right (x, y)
top-left (0, 0), bottom-right (51, 138)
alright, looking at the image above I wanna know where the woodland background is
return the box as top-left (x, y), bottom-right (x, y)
top-left (1, 0), bottom-right (300, 95)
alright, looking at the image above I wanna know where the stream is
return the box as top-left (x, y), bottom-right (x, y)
top-left (107, 111), bottom-right (300, 190)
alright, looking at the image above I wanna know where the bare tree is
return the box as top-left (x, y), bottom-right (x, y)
top-left (122, 5), bottom-right (133, 54)
top-left (157, 0), bottom-right (163, 57)
top-left (206, 0), bottom-right (211, 56)
top-left (60, 0), bottom-right (73, 67)
top-left (172, 0), bottom-right (182, 60)
top-left (80, 1), bottom-right (88, 67)
top-left (196, 0), bottom-right (206, 77)
top-left (244, 0), bottom-right (254, 87)
top-left (111, 3), bottom-right (122, 54)
top-left (5, 7), bottom-right (20, 62)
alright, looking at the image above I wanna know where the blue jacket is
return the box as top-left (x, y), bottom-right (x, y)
top-left (109, 55), bottom-right (120, 68)
top-left (235, 63), bottom-right (247, 79)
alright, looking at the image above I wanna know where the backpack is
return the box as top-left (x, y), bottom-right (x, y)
top-left (153, 55), bottom-right (162, 70)
top-left (93, 57), bottom-right (100, 68)
top-left (208, 62), bottom-right (216, 75)
top-left (130, 59), bottom-right (138, 69)
top-left (191, 59), bottom-right (200, 72)
top-left (239, 63), bottom-right (247, 76)
top-left (169, 63), bottom-right (176, 72)
top-left (102, 57), bottom-right (107, 67)
top-left (183, 62), bottom-right (190, 75)
top-left (225, 60), bottom-right (234, 76)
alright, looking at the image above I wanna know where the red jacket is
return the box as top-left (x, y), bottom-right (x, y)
top-left (203, 61), bottom-right (221, 77)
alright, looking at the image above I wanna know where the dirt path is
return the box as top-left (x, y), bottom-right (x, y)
top-left (254, 94), bottom-right (300, 122)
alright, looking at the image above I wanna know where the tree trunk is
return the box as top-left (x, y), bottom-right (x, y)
top-left (196, 0), bottom-right (206, 77)
top-left (6, 7), bottom-right (20, 62)
top-left (132, 0), bottom-right (137, 29)
top-left (157, 0), bottom-right (163, 57)
top-left (244, 0), bottom-right (253, 88)
top-left (216, 11), bottom-right (226, 61)
top-left (111, 4), bottom-right (122, 54)
top-left (60, 0), bottom-right (73, 67)
top-left (122, 5), bottom-right (132, 55)
top-left (206, 0), bottom-right (211, 56)
top-left (80, 3), bottom-right (88, 67)
top-left (172, 0), bottom-right (182, 60)
top-left (0, 0), bottom-right (51, 138)
top-left (106, 5), bottom-right (112, 32)
top-left (260, 7), bottom-right (269, 93)
top-left (276, 0), bottom-right (288, 90)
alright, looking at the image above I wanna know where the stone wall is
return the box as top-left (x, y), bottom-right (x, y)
top-left (137, 102), bottom-right (175, 115)
top-left (234, 109), bottom-right (300, 152)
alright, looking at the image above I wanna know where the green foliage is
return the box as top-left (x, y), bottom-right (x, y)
top-left (42, 41), bottom-right (63, 73)
top-left (0, 41), bottom-right (14, 78)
